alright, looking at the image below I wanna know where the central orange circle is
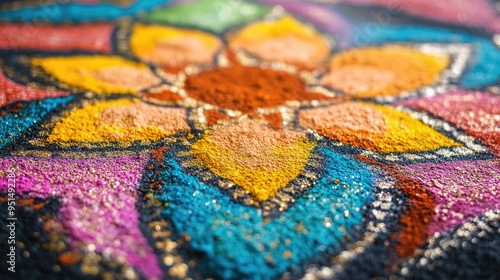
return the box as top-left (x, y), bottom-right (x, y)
top-left (185, 66), bottom-right (329, 113)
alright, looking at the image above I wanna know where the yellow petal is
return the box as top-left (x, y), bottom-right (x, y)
top-left (32, 56), bottom-right (161, 94)
top-left (48, 99), bottom-right (189, 143)
top-left (299, 102), bottom-right (460, 153)
top-left (130, 24), bottom-right (222, 67)
top-left (192, 120), bottom-right (316, 201)
top-left (228, 16), bottom-right (330, 68)
top-left (320, 45), bottom-right (449, 97)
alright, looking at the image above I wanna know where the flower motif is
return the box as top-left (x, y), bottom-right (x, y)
top-left (3, 1), bottom-right (496, 279)
top-left (25, 12), bottom-right (465, 202)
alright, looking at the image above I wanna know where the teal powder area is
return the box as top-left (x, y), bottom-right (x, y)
top-left (0, 96), bottom-right (73, 149)
top-left (156, 146), bottom-right (374, 279)
top-left (0, 0), bottom-right (168, 22)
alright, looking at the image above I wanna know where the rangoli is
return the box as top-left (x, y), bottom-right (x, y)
top-left (0, 0), bottom-right (499, 279)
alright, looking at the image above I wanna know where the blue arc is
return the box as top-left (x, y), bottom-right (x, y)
top-left (155, 146), bottom-right (375, 279)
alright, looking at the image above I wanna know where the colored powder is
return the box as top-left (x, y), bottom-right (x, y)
top-left (191, 119), bottom-right (315, 201)
top-left (400, 159), bottom-right (500, 234)
top-left (48, 99), bottom-right (189, 143)
top-left (156, 146), bottom-right (373, 279)
top-left (31, 56), bottom-right (161, 94)
top-left (0, 68), bottom-right (69, 108)
top-left (185, 65), bottom-right (331, 113)
top-left (0, 155), bottom-right (163, 279)
top-left (130, 24), bottom-right (222, 67)
top-left (320, 45), bottom-right (449, 97)
top-left (204, 109), bottom-right (231, 126)
top-left (359, 156), bottom-right (436, 259)
top-left (352, 25), bottom-right (500, 88)
top-left (0, 0), bottom-right (167, 22)
top-left (1, 1), bottom-right (499, 279)
top-left (76, 0), bottom-right (135, 5)
top-left (264, 112), bottom-right (282, 130)
top-left (398, 91), bottom-right (500, 155)
top-left (0, 96), bottom-right (73, 149)
top-left (142, 89), bottom-right (183, 102)
top-left (257, 0), bottom-right (354, 49)
top-left (320, 66), bottom-right (395, 95)
top-left (0, 197), bottom-right (48, 211)
top-left (299, 102), bottom-right (460, 153)
top-left (339, 0), bottom-right (500, 33)
top-left (228, 16), bottom-right (330, 68)
top-left (0, 23), bottom-right (114, 52)
top-left (145, 0), bottom-right (269, 34)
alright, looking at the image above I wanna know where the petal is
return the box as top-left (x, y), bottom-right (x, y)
top-left (48, 99), bottom-right (189, 143)
top-left (130, 24), bottom-right (222, 68)
top-left (192, 119), bottom-right (316, 201)
top-left (31, 56), bottom-right (162, 94)
top-left (228, 16), bottom-right (331, 68)
top-left (320, 45), bottom-right (449, 97)
top-left (299, 102), bottom-right (461, 153)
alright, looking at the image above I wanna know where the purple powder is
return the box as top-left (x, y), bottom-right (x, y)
top-left (0, 154), bottom-right (162, 279)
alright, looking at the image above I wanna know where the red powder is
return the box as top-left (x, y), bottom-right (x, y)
top-left (392, 173), bottom-right (435, 258)
top-left (152, 147), bottom-right (169, 162)
top-left (264, 112), bottom-right (282, 130)
top-left (224, 47), bottom-right (241, 66)
top-left (161, 66), bottom-right (185, 75)
top-left (0, 69), bottom-right (69, 108)
top-left (185, 65), bottom-right (331, 113)
top-left (0, 23), bottom-right (114, 53)
top-left (205, 109), bottom-right (231, 126)
top-left (0, 103), bottom-right (24, 117)
top-left (142, 89), bottom-right (183, 102)
top-left (356, 156), bottom-right (435, 259)
top-left (58, 251), bottom-right (80, 265)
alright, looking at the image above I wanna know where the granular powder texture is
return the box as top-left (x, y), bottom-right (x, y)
top-left (0, 69), bottom-right (68, 107)
top-left (49, 99), bottom-right (189, 143)
top-left (185, 65), bottom-right (331, 113)
top-left (32, 56), bottom-right (161, 94)
top-left (0, 23), bottom-right (114, 52)
top-left (399, 91), bottom-right (500, 155)
top-left (192, 119), bottom-right (315, 201)
top-left (299, 102), bottom-right (460, 153)
top-left (320, 45), bottom-right (449, 97)
top-left (1, 1), bottom-right (499, 279)
top-left (141, 89), bottom-right (184, 103)
top-left (130, 24), bottom-right (222, 67)
top-left (228, 16), bottom-right (330, 68)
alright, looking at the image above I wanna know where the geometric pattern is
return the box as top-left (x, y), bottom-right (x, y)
top-left (1, 0), bottom-right (499, 279)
